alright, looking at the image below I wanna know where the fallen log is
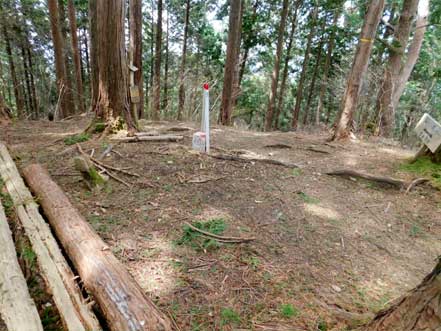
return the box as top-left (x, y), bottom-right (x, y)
top-left (326, 169), bottom-right (427, 191)
top-left (0, 200), bottom-right (43, 331)
top-left (0, 143), bottom-right (101, 331)
top-left (22, 164), bottom-right (172, 331)
top-left (112, 135), bottom-right (183, 143)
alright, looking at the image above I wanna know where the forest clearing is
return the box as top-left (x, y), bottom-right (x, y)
top-left (1, 0), bottom-right (441, 330)
top-left (1, 116), bottom-right (441, 330)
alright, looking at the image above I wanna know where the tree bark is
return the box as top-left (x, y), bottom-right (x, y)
top-left (129, 0), bottom-right (144, 119)
top-left (67, 0), bottom-right (85, 113)
top-left (291, 4), bottom-right (318, 130)
top-left (163, 9), bottom-right (169, 116)
top-left (21, 46), bottom-right (34, 117)
top-left (274, 1), bottom-right (300, 129)
top-left (365, 258), bottom-right (441, 331)
top-left (177, 0), bottom-right (191, 121)
top-left (93, 0), bottom-right (136, 133)
top-left (219, 0), bottom-right (243, 125)
top-left (22, 164), bottom-right (172, 331)
top-left (264, 0), bottom-right (289, 131)
top-left (152, 0), bottom-right (163, 121)
top-left (376, 0), bottom-right (419, 137)
top-left (315, 9), bottom-right (340, 126)
top-left (2, 25), bottom-right (24, 118)
top-left (48, 0), bottom-right (75, 118)
top-left (332, 0), bottom-right (385, 140)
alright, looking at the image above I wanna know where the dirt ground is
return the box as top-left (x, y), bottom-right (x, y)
top-left (1, 115), bottom-right (440, 331)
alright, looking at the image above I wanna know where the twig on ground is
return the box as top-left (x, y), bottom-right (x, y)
top-left (98, 144), bottom-right (114, 160)
top-left (209, 153), bottom-right (299, 169)
top-left (305, 146), bottom-right (331, 154)
top-left (264, 143), bottom-right (292, 149)
top-left (405, 178), bottom-right (429, 194)
top-left (184, 222), bottom-right (255, 243)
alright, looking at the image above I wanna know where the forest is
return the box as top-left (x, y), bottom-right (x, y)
top-left (0, 0), bottom-right (441, 330)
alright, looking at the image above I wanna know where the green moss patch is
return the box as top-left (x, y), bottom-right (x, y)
top-left (64, 133), bottom-right (90, 145)
top-left (400, 157), bottom-right (441, 188)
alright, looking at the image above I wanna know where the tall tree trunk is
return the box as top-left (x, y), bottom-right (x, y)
top-left (274, 1), bottom-right (301, 129)
top-left (315, 9), bottom-right (340, 126)
top-left (392, 0), bottom-right (430, 110)
top-left (238, 0), bottom-right (260, 87)
top-left (219, 0), bottom-right (243, 126)
top-left (177, 0), bottom-right (190, 121)
top-left (94, 0), bottom-right (136, 132)
top-left (163, 8), bottom-right (169, 116)
top-left (291, 4), bottom-right (318, 130)
top-left (332, 0), bottom-right (385, 140)
top-left (82, 27), bottom-right (90, 79)
top-left (264, 0), bottom-right (289, 131)
top-left (366, 258), bottom-right (441, 331)
top-left (48, 0), bottom-right (75, 118)
top-left (88, 0), bottom-right (98, 112)
top-left (303, 33), bottom-right (324, 125)
top-left (376, 0), bottom-right (419, 137)
top-left (152, 0), bottom-right (163, 121)
top-left (2, 26), bottom-right (24, 118)
top-left (129, 0), bottom-right (144, 119)
top-left (67, 0), bottom-right (85, 113)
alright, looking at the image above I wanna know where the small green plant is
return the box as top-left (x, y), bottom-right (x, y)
top-left (21, 245), bottom-right (37, 270)
top-left (291, 168), bottom-right (302, 177)
top-left (317, 319), bottom-right (328, 331)
top-left (220, 308), bottom-right (240, 326)
top-left (297, 191), bottom-right (320, 204)
top-left (176, 218), bottom-right (227, 251)
top-left (280, 303), bottom-right (299, 319)
top-left (41, 306), bottom-right (60, 330)
top-left (400, 157), bottom-right (441, 188)
top-left (409, 223), bottom-right (423, 237)
top-left (245, 256), bottom-right (261, 270)
top-left (64, 133), bottom-right (90, 145)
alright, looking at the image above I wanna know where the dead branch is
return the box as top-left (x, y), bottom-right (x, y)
top-left (184, 222), bottom-right (255, 243)
top-left (264, 143), bottom-right (292, 149)
top-left (305, 146), bottom-right (331, 154)
top-left (97, 144), bottom-right (113, 160)
top-left (112, 135), bottom-right (183, 143)
top-left (209, 153), bottom-right (299, 169)
top-left (167, 127), bottom-right (193, 132)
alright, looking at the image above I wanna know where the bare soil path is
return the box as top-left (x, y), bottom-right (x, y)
top-left (1, 116), bottom-right (440, 331)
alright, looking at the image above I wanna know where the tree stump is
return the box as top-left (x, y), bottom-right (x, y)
top-left (365, 258), bottom-right (441, 331)
top-left (74, 156), bottom-right (107, 190)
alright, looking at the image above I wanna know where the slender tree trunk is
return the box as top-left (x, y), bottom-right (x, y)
top-left (151, 0), bottom-right (163, 120)
top-left (303, 34), bottom-right (324, 125)
top-left (291, 4), bottom-right (318, 129)
top-left (264, 0), bottom-right (289, 131)
top-left (163, 8), bottom-right (169, 116)
top-left (48, 0), bottom-right (75, 118)
top-left (83, 27), bottom-right (90, 78)
top-left (316, 9), bottom-right (340, 126)
top-left (365, 258), bottom-right (441, 331)
top-left (21, 46), bottom-right (34, 117)
top-left (332, 0), bottom-right (385, 140)
top-left (219, 0), bottom-right (243, 125)
top-left (67, 0), bottom-right (85, 113)
top-left (93, 0), bottom-right (136, 132)
top-left (376, 0), bottom-right (419, 137)
top-left (177, 0), bottom-right (190, 121)
top-left (274, 1), bottom-right (300, 129)
top-left (3, 26), bottom-right (24, 118)
top-left (27, 48), bottom-right (38, 118)
top-left (392, 0), bottom-right (430, 110)
top-left (129, 0), bottom-right (144, 119)
top-left (88, 0), bottom-right (98, 113)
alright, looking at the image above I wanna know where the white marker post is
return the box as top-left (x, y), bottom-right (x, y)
top-left (414, 113), bottom-right (441, 153)
top-left (192, 83), bottom-right (210, 153)
top-left (203, 83), bottom-right (210, 153)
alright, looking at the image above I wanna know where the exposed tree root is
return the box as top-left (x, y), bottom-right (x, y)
top-left (184, 222), bottom-right (255, 243)
top-left (209, 153), bottom-right (299, 168)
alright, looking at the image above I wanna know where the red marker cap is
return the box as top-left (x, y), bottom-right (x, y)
top-left (203, 83), bottom-right (209, 90)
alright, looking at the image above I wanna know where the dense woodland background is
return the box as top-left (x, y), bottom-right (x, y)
top-left (0, 0), bottom-right (440, 144)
